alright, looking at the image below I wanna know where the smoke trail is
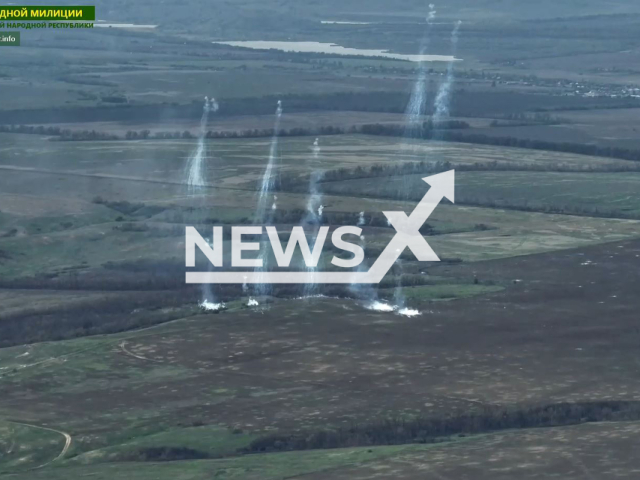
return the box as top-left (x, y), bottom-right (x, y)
top-left (363, 257), bottom-right (421, 317)
top-left (378, 21), bottom-right (460, 316)
top-left (306, 138), bottom-right (323, 224)
top-left (400, 4), bottom-right (437, 200)
top-left (433, 21), bottom-right (462, 124)
top-left (349, 233), bottom-right (378, 303)
top-left (392, 259), bottom-right (406, 309)
top-left (253, 101), bottom-right (283, 299)
top-left (255, 100), bottom-right (282, 223)
top-left (345, 214), bottom-right (377, 304)
top-left (302, 138), bottom-right (324, 297)
top-left (351, 211), bottom-right (370, 301)
top-left (404, 3), bottom-right (437, 138)
top-left (395, 8), bottom-right (442, 311)
top-left (186, 96), bottom-right (216, 192)
top-left (184, 97), bottom-right (219, 307)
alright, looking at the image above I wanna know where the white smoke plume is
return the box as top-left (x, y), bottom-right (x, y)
top-left (427, 4), bottom-right (436, 22)
top-left (209, 97), bottom-right (219, 112)
top-left (367, 301), bottom-right (396, 312)
top-left (303, 138), bottom-right (325, 298)
top-left (200, 300), bottom-right (224, 312)
top-left (256, 100), bottom-right (283, 223)
top-left (306, 138), bottom-right (324, 222)
top-left (186, 97), bottom-right (221, 309)
top-left (433, 20), bottom-right (462, 122)
top-left (365, 301), bottom-right (421, 316)
top-left (349, 233), bottom-right (376, 302)
top-left (312, 137), bottom-right (321, 158)
top-left (253, 100), bottom-right (283, 299)
top-left (247, 298), bottom-right (259, 307)
top-left (186, 96), bottom-right (217, 189)
top-left (404, 4), bottom-right (437, 136)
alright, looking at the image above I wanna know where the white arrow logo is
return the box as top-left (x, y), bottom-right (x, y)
top-left (186, 170), bottom-right (454, 284)
top-left (364, 169), bottom-right (454, 283)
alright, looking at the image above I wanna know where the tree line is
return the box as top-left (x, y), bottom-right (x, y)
top-left (490, 112), bottom-right (566, 127)
top-left (0, 124), bottom-right (118, 140)
top-left (6, 115), bottom-right (640, 166)
top-left (1, 120), bottom-right (469, 142)
top-left (246, 401), bottom-right (640, 453)
top-left (358, 123), bottom-right (640, 163)
top-left (277, 158), bottom-right (640, 194)
top-left (0, 290), bottom-right (199, 348)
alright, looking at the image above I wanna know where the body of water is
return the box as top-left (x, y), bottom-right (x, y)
top-left (213, 40), bottom-right (459, 62)
top-left (321, 20), bottom-right (373, 25)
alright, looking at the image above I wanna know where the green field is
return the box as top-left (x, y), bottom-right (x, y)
top-left (4, 443), bottom-right (441, 479)
top-left (321, 170), bottom-right (640, 217)
top-left (0, 420), bottom-right (67, 473)
top-left (4, 421), bottom-right (640, 479)
top-left (1, 134), bottom-right (639, 280)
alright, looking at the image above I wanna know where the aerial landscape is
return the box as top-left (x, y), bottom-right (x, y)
top-left (1, 0), bottom-right (640, 478)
